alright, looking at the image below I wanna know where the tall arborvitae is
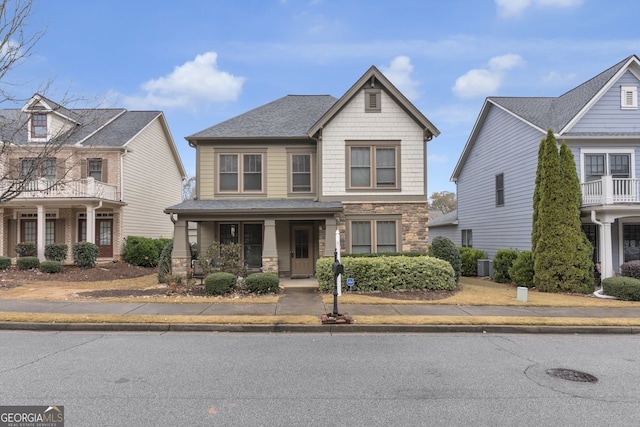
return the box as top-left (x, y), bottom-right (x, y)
top-left (533, 131), bottom-right (594, 293)
top-left (530, 136), bottom-right (546, 255)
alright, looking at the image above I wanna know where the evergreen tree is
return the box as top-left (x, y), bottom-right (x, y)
top-left (531, 136), bottom-right (546, 255)
top-left (533, 131), bottom-right (594, 293)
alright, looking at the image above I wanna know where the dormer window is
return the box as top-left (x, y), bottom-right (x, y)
top-left (364, 89), bottom-right (381, 113)
top-left (31, 114), bottom-right (47, 138)
top-left (621, 85), bottom-right (637, 109)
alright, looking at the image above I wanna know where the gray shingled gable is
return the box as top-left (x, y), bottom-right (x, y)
top-left (0, 107), bottom-right (162, 147)
top-left (490, 55), bottom-right (634, 131)
top-left (428, 209), bottom-right (458, 227)
top-left (188, 95), bottom-right (337, 139)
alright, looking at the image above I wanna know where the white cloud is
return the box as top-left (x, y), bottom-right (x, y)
top-left (496, 0), bottom-right (583, 18)
top-left (542, 70), bottom-right (577, 84)
top-left (452, 54), bottom-right (524, 99)
top-left (380, 56), bottom-right (421, 100)
top-left (123, 52), bottom-right (245, 110)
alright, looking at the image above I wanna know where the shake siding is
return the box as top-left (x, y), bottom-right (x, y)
top-left (122, 118), bottom-right (183, 239)
top-left (456, 105), bottom-right (542, 259)
top-left (198, 144), bottom-right (214, 199)
top-left (321, 90), bottom-right (425, 197)
top-left (571, 71), bottom-right (640, 133)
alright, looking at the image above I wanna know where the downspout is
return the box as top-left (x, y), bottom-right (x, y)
top-left (591, 210), bottom-right (616, 299)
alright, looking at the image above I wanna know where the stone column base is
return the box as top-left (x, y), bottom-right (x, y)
top-left (172, 257), bottom-right (190, 281)
top-left (261, 257), bottom-right (278, 274)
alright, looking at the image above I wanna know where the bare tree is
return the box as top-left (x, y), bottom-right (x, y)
top-left (429, 190), bottom-right (456, 214)
top-left (0, 1), bottom-right (92, 203)
top-left (182, 176), bottom-right (196, 201)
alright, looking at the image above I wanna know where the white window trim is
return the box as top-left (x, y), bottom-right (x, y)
top-left (579, 148), bottom-right (635, 181)
top-left (621, 85), bottom-right (638, 110)
top-left (27, 114), bottom-right (49, 142)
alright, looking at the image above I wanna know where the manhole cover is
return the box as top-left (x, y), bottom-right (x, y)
top-left (546, 368), bottom-right (598, 383)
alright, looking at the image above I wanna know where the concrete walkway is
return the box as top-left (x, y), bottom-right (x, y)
top-left (0, 278), bottom-right (639, 333)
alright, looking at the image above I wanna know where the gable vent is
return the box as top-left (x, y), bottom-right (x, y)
top-left (364, 89), bottom-right (381, 113)
top-left (621, 85), bottom-right (637, 109)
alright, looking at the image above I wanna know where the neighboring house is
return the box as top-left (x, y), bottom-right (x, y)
top-left (0, 94), bottom-right (186, 262)
top-left (429, 55), bottom-right (640, 279)
top-left (166, 66), bottom-right (440, 278)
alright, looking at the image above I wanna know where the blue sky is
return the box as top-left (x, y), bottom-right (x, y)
top-left (8, 0), bottom-right (640, 195)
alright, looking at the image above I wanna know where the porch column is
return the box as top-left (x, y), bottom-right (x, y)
top-left (262, 219), bottom-right (278, 273)
top-left (0, 208), bottom-right (4, 257)
top-left (36, 205), bottom-right (45, 261)
top-left (171, 218), bottom-right (190, 279)
top-left (324, 217), bottom-right (337, 257)
top-left (86, 204), bottom-right (96, 244)
top-left (602, 175), bottom-right (614, 205)
top-left (600, 221), bottom-right (613, 279)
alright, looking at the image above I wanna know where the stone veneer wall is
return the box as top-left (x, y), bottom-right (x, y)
top-left (342, 202), bottom-right (429, 252)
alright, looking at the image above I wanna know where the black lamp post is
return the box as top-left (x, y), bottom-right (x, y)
top-left (332, 248), bottom-right (343, 317)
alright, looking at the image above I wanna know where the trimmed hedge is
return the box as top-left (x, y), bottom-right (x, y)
top-left (204, 272), bottom-right (236, 295)
top-left (620, 260), bottom-right (640, 280)
top-left (45, 243), bottom-right (68, 262)
top-left (17, 256), bottom-right (40, 270)
top-left (341, 252), bottom-right (426, 258)
top-left (602, 276), bottom-right (640, 301)
top-left (430, 236), bottom-right (461, 282)
top-left (492, 249), bottom-right (520, 283)
top-left (73, 242), bottom-right (99, 269)
top-left (316, 255), bottom-right (455, 293)
top-left (459, 247), bottom-right (486, 276)
top-left (40, 261), bottom-right (62, 273)
top-left (15, 242), bottom-right (36, 257)
top-left (509, 251), bottom-right (535, 288)
top-left (0, 256), bottom-right (10, 270)
top-left (123, 236), bottom-right (172, 267)
top-left (245, 272), bottom-right (280, 294)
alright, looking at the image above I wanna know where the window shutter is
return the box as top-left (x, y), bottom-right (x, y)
top-left (80, 159), bottom-right (87, 179)
top-left (101, 158), bottom-right (108, 183)
top-left (55, 219), bottom-right (65, 243)
top-left (56, 158), bottom-right (65, 180)
top-left (8, 158), bottom-right (20, 180)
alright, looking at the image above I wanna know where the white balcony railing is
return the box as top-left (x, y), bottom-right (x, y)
top-left (0, 178), bottom-right (119, 201)
top-left (581, 176), bottom-right (640, 205)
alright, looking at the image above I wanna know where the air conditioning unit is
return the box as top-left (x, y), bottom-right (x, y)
top-left (477, 259), bottom-right (491, 277)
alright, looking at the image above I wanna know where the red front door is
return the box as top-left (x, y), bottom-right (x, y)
top-left (96, 219), bottom-right (113, 257)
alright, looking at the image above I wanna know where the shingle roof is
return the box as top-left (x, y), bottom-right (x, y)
top-left (0, 106), bottom-right (162, 147)
top-left (490, 55), bottom-right (633, 131)
top-left (165, 198), bottom-right (343, 213)
top-left (428, 210), bottom-right (458, 227)
top-left (188, 95), bottom-right (338, 139)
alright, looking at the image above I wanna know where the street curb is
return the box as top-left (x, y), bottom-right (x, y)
top-left (1, 322), bottom-right (639, 334)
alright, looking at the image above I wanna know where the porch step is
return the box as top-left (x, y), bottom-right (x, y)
top-left (283, 286), bottom-right (319, 294)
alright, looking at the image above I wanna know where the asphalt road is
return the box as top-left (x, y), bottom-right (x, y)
top-left (1, 331), bottom-right (639, 426)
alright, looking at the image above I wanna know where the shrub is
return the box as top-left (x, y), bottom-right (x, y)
top-left (204, 272), bottom-right (236, 295)
top-left (245, 272), bottom-right (280, 294)
top-left (45, 243), bottom-right (68, 262)
top-left (509, 251), bottom-right (535, 288)
top-left (123, 236), bottom-right (160, 267)
top-left (157, 241), bottom-right (173, 283)
top-left (459, 247), bottom-right (487, 276)
top-left (602, 276), bottom-right (640, 301)
top-left (620, 260), bottom-right (640, 280)
top-left (492, 249), bottom-right (520, 283)
top-left (430, 236), bottom-right (461, 282)
top-left (199, 241), bottom-right (245, 278)
top-left (40, 261), bottom-right (62, 273)
top-left (17, 256), bottom-right (40, 270)
top-left (342, 252), bottom-right (426, 258)
top-left (316, 255), bottom-right (455, 293)
top-left (15, 242), bottom-right (36, 257)
top-left (0, 256), bottom-right (11, 270)
top-left (73, 242), bottom-right (99, 269)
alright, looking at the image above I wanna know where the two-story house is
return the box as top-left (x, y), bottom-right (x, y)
top-left (0, 94), bottom-right (186, 262)
top-left (167, 66), bottom-right (439, 278)
top-left (429, 55), bottom-right (640, 279)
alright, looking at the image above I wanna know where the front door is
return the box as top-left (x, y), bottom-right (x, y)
top-left (290, 224), bottom-right (314, 277)
top-left (96, 218), bottom-right (113, 257)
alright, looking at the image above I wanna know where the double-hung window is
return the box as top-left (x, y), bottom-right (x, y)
top-left (461, 229), bottom-right (473, 248)
top-left (350, 219), bottom-right (398, 254)
top-left (31, 114), bottom-right (47, 138)
top-left (583, 152), bottom-right (632, 181)
top-left (88, 159), bottom-right (103, 181)
top-left (20, 157), bottom-right (56, 180)
top-left (290, 153), bottom-right (312, 193)
top-left (217, 152), bottom-right (265, 194)
top-left (347, 142), bottom-right (400, 190)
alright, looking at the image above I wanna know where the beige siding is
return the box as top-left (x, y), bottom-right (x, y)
top-left (267, 145), bottom-right (287, 197)
top-left (321, 89), bottom-right (425, 197)
top-left (198, 144), bottom-right (215, 199)
top-left (122, 117), bottom-right (183, 239)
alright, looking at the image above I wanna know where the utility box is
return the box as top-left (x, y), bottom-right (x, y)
top-left (477, 259), bottom-right (491, 277)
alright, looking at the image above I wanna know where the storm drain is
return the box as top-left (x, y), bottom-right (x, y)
top-left (546, 368), bottom-right (598, 383)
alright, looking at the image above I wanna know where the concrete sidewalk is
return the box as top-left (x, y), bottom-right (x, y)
top-left (0, 279), bottom-right (639, 333)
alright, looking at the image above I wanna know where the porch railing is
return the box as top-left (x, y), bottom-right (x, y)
top-left (581, 176), bottom-right (640, 205)
top-left (0, 178), bottom-right (119, 201)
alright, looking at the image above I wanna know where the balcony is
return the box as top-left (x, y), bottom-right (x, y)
top-left (0, 177), bottom-right (119, 201)
top-left (581, 176), bottom-right (640, 206)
